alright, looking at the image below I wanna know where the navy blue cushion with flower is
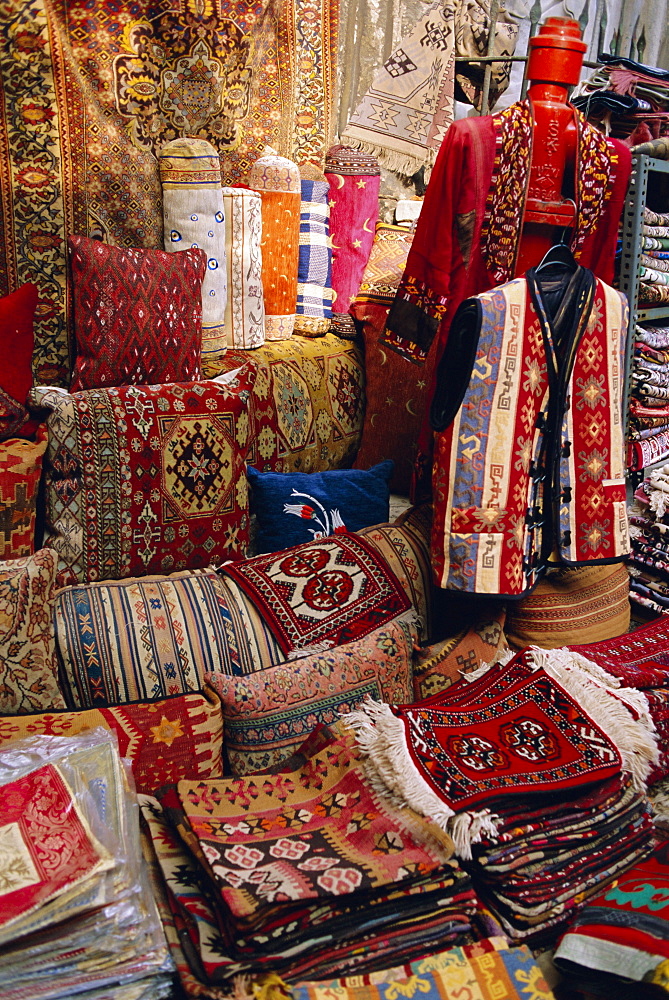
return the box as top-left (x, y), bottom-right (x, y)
top-left (247, 461), bottom-right (394, 554)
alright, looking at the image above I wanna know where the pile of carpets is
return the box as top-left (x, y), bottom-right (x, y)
top-left (346, 646), bottom-right (658, 943)
top-left (572, 53), bottom-right (669, 143)
top-left (628, 314), bottom-right (669, 470)
top-left (627, 465), bottom-right (669, 610)
top-left (139, 727), bottom-right (480, 992)
top-left (0, 728), bottom-right (173, 1000)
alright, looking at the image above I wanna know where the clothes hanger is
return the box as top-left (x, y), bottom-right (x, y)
top-left (534, 212), bottom-right (578, 274)
top-left (534, 241), bottom-right (578, 273)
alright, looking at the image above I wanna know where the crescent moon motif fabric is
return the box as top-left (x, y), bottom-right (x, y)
top-left (325, 145), bottom-right (380, 338)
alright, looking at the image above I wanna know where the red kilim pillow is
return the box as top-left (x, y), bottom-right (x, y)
top-left (68, 235), bottom-right (207, 391)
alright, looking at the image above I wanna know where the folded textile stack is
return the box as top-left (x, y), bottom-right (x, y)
top-left (628, 314), bottom-right (669, 469)
top-left (139, 727), bottom-right (480, 991)
top-left (627, 466), bottom-right (669, 610)
top-left (289, 934), bottom-right (557, 1000)
top-left (554, 836), bottom-right (669, 997)
top-left (346, 647), bottom-right (658, 943)
top-left (636, 207), bottom-right (669, 308)
top-left (0, 728), bottom-right (173, 1000)
top-left (572, 53), bottom-right (669, 143)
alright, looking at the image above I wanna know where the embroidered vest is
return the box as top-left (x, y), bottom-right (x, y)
top-left (430, 268), bottom-right (629, 597)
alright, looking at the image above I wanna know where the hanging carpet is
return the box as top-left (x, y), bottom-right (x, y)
top-left (0, 0), bottom-right (338, 385)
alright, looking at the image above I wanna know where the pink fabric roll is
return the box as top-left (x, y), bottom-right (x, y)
top-left (325, 145), bottom-right (380, 337)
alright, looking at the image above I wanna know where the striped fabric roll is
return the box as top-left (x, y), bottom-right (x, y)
top-left (294, 170), bottom-right (332, 337)
top-left (158, 138), bottom-right (228, 365)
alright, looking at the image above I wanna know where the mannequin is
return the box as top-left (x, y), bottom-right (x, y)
top-left (516, 18), bottom-right (587, 276)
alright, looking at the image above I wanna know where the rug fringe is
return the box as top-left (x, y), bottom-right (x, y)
top-left (338, 130), bottom-right (436, 180)
top-left (525, 647), bottom-right (659, 791)
top-left (344, 698), bottom-right (498, 859)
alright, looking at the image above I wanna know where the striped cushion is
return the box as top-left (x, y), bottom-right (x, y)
top-left (54, 508), bottom-right (435, 709)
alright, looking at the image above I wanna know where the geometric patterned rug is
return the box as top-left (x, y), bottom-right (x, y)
top-left (221, 532), bottom-right (412, 655)
top-left (0, 0), bottom-right (338, 385)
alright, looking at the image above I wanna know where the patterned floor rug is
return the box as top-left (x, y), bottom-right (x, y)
top-left (0, 0), bottom-right (338, 384)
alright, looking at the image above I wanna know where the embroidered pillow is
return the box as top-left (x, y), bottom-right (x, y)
top-left (68, 235), bottom-right (207, 391)
top-left (32, 369), bottom-right (255, 586)
top-left (0, 548), bottom-right (66, 714)
top-left (0, 424), bottom-right (48, 559)
top-left (247, 460), bottom-right (393, 554)
top-left (205, 619), bottom-right (415, 774)
top-left (0, 283), bottom-right (38, 439)
top-left (0, 687), bottom-right (223, 794)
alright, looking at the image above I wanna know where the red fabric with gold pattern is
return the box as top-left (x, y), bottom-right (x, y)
top-left (0, 424), bottom-right (48, 559)
top-left (0, 687), bottom-right (224, 795)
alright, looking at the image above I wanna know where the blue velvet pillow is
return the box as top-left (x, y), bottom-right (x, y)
top-left (247, 461), bottom-right (394, 554)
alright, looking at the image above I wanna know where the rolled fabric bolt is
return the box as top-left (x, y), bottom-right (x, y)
top-left (158, 137), bottom-right (228, 365)
top-left (248, 146), bottom-right (300, 341)
top-left (325, 144), bottom-right (380, 339)
top-left (221, 186), bottom-right (265, 351)
top-left (295, 162), bottom-right (332, 337)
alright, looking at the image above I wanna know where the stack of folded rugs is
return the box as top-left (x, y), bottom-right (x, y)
top-left (627, 466), bottom-right (669, 609)
top-left (629, 312), bottom-right (669, 470)
top-left (346, 646), bottom-right (658, 944)
top-left (572, 53), bottom-right (669, 143)
top-left (139, 727), bottom-right (480, 987)
top-left (0, 728), bottom-right (173, 1000)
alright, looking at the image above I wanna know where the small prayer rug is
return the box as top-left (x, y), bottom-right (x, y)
top-left (347, 667), bottom-right (624, 856)
top-left (220, 532), bottom-right (411, 655)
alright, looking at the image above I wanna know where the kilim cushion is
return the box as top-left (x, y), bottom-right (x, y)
top-left (53, 514), bottom-right (431, 710)
top-left (205, 619), bottom-right (416, 774)
top-left (505, 563), bottom-right (631, 650)
top-left (0, 548), bottom-right (66, 714)
top-left (0, 283), bottom-right (38, 440)
top-left (68, 235), bottom-right (207, 392)
top-left (247, 460), bottom-right (393, 554)
top-left (53, 567), bottom-right (285, 708)
top-left (32, 369), bottom-right (255, 586)
top-left (412, 606), bottom-right (507, 700)
top-left (357, 503), bottom-right (434, 644)
top-left (0, 424), bottom-right (48, 559)
top-left (211, 332), bottom-right (364, 474)
top-left (219, 531), bottom-right (412, 657)
top-left (0, 687), bottom-right (224, 795)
